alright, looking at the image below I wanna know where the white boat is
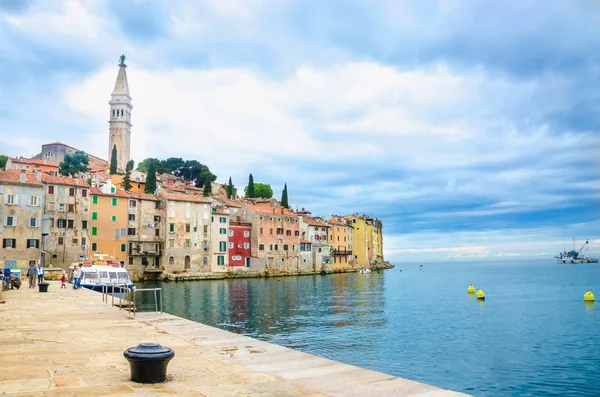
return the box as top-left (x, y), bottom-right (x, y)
top-left (556, 239), bottom-right (598, 264)
top-left (70, 254), bottom-right (135, 292)
top-left (359, 268), bottom-right (371, 274)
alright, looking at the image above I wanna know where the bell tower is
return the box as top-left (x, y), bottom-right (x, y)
top-left (108, 54), bottom-right (132, 171)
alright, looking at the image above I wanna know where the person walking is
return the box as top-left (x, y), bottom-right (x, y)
top-left (60, 272), bottom-right (67, 289)
top-left (37, 263), bottom-right (45, 284)
top-left (27, 262), bottom-right (37, 289)
top-left (73, 266), bottom-right (82, 290)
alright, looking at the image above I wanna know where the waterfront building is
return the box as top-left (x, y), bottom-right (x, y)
top-left (160, 192), bottom-right (212, 273)
top-left (32, 141), bottom-right (108, 170)
top-left (298, 215), bottom-right (332, 272)
top-left (249, 204), bottom-right (300, 271)
top-left (108, 55), bottom-right (132, 171)
top-left (0, 170), bottom-right (43, 269)
top-left (126, 192), bottom-right (162, 279)
top-left (210, 207), bottom-right (230, 272)
top-left (89, 184), bottom-right (129, 264)
top-left (41, 174), bottom-right (91, 269)
top-left (328, 216), bottom-right (355, 270)
top-left (5, 157), bottom-right (59, 176)
top-left (344, 214), bottom-right (384, 267)
top-left (228, 215), bottom-right (252, 269)
top-left (370, 218), bottom-right (384, 265)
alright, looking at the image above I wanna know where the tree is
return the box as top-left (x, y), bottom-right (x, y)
top-left (123, 161), bottom-right (133, 192)
top-left (281, 183), bottom-right (289, 208)
top-left (145, 162), bottom-right (157, 194)
top-left (127, 159), bottom-right (134, 171)
top-left (227, 177), bottom-right (234, 199)
top-left (110, 145), bottom-right (118, 174)
top-left (203, 174), bottom-right (212, 197)
top-left (137, 158), bottom-right (163, 173)
top-left (59, 151), bottom-right (90, 177)
top-left (244, 182), bottom-right (272, 199)
top-left (0, 155), bottom-right (8, 170)
top-left (247, 174), bottom-right (255, 198)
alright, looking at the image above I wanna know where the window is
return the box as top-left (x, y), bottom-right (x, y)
top-left (4, 194), bottom-right (17, 205)
top-left (283, 244), bottom-right (288, 251)
top-left (81, 189), bottom-right (87, 198)
top-left (29, 196), bottom-right (41, 206)
top-left (72, 238), bottom-right (78, 245)
top-left (217, 255), bottom-right (225, 265)
top-left (277, 227), bottom-right (283, 234)
top-left (4, 216), bottom-right (15, 226)
top-left (220, 217), bottom-right (226, 223)
top-left (270, 229), bottom-right (273, 235)
top-left (67, 220), bottom-right (74, 229)
top-left (121, 244), bottom-right (126, 252)
top-left (2, 239), bottom-right (16, 248)
top-left (81, 237), bottom-right (86, 247)
top-left (245, 257), bottom-right (251, 267)
top-left (244, 242), bottom-right (250, 249)
top-left (244, 231), bottom-right (250, 237)
top-left (92, 212), bottom-right (98, 220)
top-left (112, 215), bottom-right (117, 222)
top-left (275, 244), bottom-right (279, 251)
top-left (269, 244), bottom-right (273, 251)
top-left (155, 229), bottom-right (160, 237)
top-left (203, 225), bottom-right (208, 235)
top-left (169, 223), bottom-right (175, 232)
top-left (259, 243), bottom-right (265, 251)
top-left (58, 203), bottom-right (65, 212)
top-left (219, 241), bottom-right (226, 252)
top-left (91, 227), bottom-right (97, 236)
top-left (155, 202), bottom-right (160, 210)
top-left (228, 229), bottom-right (234, 236)
top-left (259, 216), bottom-right (263, 221)
top-left (260, 228), bottom-right (263, 234)
top-left (292, 245), bottom-right (295, 251)
top-left (129, 200), bottom-right (136, 207)
top-left (278, 218), bottom-right (281, 222)
top-left (69, 187), bottom-right (75, 196)
top-left (48, 186), bottom-right (55, 195)
top-left (121, 229), bottom-right (126, 236)
top-left (286, 230), bottom-right (291, 236)
top-left (168, 256), bottom-right (174, 265)
top-left (66, 204), bottom-right (74, 212)
top-left (57, 219), bottom-right (66, 228)
top-left (185, 224), bottom-right (191, 233)
top-left (184, 256), bottom-right (191, 269)
top-left (219, 228), bottom-right (226, 234)
top-left (58, 237), bottom-right (64, 245)
top-left (228, 242), bottom-right (234, 249)
top-left (203, 256), bottom-right (208, 265)
top-left (91, 242), bottom-right (97, 251)
top-left (111, 187), bottom-right (116, 194)
top-left (184, 240), bottom-right (191, 248)
top-left (92, 195), bottom-right (98, 204)
top-left (128, 214), bottom-right (135, 221)
top-left (128, 228), bottom-right (136, 236)
top-left (169, 239), bottom-right (174, 248)
top-left (294, 231), bottom-right (299, 236)
top-left (112, 197), bottom-right (117, 206)
top-left (154, 215), bottom-right (161, 222)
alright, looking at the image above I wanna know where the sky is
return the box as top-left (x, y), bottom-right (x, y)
top-left (1, 0), bottom-right (599, 263)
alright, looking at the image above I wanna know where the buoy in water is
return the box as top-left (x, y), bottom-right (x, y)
top-left (476, 289), bottom-right (485, 300)
top-left (468, 284), bottom-right (475, 294)
top-left (584, 290), bottom-right (595, 302)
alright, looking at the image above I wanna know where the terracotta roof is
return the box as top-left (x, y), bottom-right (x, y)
top-left (127, 192), bottom-right (159, 201)
top-left (300, 239), bottom-right (312, 244)
top-left (9, 158), bottom-right (59, 168)
top-left (327, 219), bottom-right (348, 227)
top-left (89, 187), bottom-right (129, 198)
top-left (213, 197), bottom-right (243, 208)
top-left (248, 206), bottom-right (297, 216)
top-left (42, 174), bottom-right (89, 187)
top-left (159, 191), bottom-right (211, 203)
top-left (302, 217), bottom-right (330, 227)
top-left (0, 170), bottom-right (43, 186)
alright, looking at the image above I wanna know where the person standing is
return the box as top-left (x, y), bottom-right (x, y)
top-left (37, 263), bottom-right (45, 284)
top-left (60, 272), bottom-right (67, 289)
top-left (28, 262), bottom-right (37, 289)
top-left (72, 266), bottom-right (81, 289)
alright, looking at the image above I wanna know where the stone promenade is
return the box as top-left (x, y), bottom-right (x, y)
top-left (0, 282), bottom-right (470, 397)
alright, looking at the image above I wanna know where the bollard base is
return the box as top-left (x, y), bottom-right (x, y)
top-left (123, 343), bottom-right (174, 384)
top-left (38, 282), bottom-right (49, 293)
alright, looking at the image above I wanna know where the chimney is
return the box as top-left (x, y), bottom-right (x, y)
top-left (20, 169), bottom-right (26, 183)
top-left (35, 169), bottom-right (42, 181)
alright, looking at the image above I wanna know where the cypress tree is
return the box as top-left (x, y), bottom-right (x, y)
top-left (227, 177), bottom-right (233, 199)
top-left (109, 145), bottom-right (118, 175)
top-left (123, 161), bottom-right (132, 192)
top-left (247, 174), bottom-right (255, 198)
top-left (203, 174), bottom-right (212, 197)
top-left (145, 162), bottom-right (157, 194)
top-left (281, 183), bottom-right (289, 208)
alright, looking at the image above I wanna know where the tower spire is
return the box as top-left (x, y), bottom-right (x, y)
top-left (108, 54), bottom-right (132, 171)
top-left (112, 54), bottom-right (130, 97)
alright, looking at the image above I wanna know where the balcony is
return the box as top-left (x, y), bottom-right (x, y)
top-left (332, 249), bottom-right (353, 256)
top-left (130, 249), bottom-right (162, 257)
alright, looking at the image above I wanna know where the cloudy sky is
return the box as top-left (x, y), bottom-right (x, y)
top-left (1, 0), bottom-right (599, 263)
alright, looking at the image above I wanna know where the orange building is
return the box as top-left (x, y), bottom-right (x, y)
top-left (328, 217), bottom-right (354, 269)
top-left (89, 187), bottom-right (129, 264)
top-left (5, 157), bottom-right (59, 175)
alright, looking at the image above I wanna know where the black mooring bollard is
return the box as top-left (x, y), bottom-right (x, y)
top-left (38, 282), bottom-right (49, 292)
top-left (123, 343), bottom-right (175, 383)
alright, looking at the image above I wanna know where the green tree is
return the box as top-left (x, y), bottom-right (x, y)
top-left (127, 159), bottom-right (134, 171)
top-left (203, 174), bottom-right (212, 197)
top-left (227, 177), bottom-right (234, 199)
top-left (0, 155), bottom-right (8, 170)
top-left (137, 158), bottom-right (163, 173)
top-left (110, 145), bottom-right (118, 174)
top-left (59, 151), bottom-right (90, 177)
top-left (281, 183), bottom-right (289, 208)
top-left (145, 162), bottom-right (157, 194)
top-left (244, 182), bottom-right (272, 199)
top-left (247, 174), bottom-right (255, 198)
top-left (123, 161), bottom-right (133, 192)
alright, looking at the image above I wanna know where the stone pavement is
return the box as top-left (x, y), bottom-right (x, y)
top-left (0, 282), bottom-right (471, 397)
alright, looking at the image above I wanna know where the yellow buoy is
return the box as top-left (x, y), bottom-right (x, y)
top-left (584, 290), bottom-right (595, 302)
top-left (467, 284), bottom-right (475, 294)
top-left (476, 289), bottom-right (485, 300)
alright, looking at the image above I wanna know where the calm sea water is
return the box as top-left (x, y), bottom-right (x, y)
top-left (138, 261), bottom-right (600, 396)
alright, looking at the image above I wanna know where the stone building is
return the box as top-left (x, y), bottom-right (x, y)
top-left (108, 55), bottom-right (132, 171)
top-left (126, 192), bottom-right (162, 280)
top-left (0, 170), bottom-right (44, 269)
top-left (41, 174), bottom-right (91, 269)
top-left (160, 192), bottom-right (212, 274)
top-left (33, 142), bottom-right (108, 170)
top-left (210, 207), bottom-right (229, 272)
top-left (298, 216), bottom-right (331, 272)
top-left (5, 157), bottom-right (59, 176)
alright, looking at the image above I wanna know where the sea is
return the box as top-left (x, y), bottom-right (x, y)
top-left (137, 260), bottom-right (600, 397)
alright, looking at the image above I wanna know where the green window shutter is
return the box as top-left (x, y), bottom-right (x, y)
top-left (218, 255), bottom-right (224, 265)
top-left (220, 241), bottom-right (226, 252)
top-left (112, 197), bottom-right (117, 206)
top-left (91, 242), bottom-right (97, 251)
top-left (92, 227), bottom-right (97, 236)
top-left (92, 195), bottom-right (98, 204)
top-left (220, 228), bottom-right (226, 234)
top-left (111, 187), bottom-right (115, 194)
top-left (112, 215), bottom-right (117, 222)
top-left (121, 244), bottom-right (126, 252)
top-left (92, 212), bottom-right (98, 220)
top-left (169, 223), bottom-right (174, 232)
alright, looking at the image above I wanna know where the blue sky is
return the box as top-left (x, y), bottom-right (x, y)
top-left (1, 0), bottom-right (599, 262)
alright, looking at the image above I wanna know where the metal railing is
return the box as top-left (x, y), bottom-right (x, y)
top-left (128, 288), bottom-right (162, 316)
top-left (100, 283), bottom-right (162, 316)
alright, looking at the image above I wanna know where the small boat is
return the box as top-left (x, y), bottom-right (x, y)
top-left (359, 268), bottom-right (371, 274)
top-left (556, 239), bottom-right (598, 264)
top-left (70, 254), bottom-right (135, 292)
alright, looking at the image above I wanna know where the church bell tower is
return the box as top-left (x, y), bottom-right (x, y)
top-left (108, 54), bottom-right (132, 171)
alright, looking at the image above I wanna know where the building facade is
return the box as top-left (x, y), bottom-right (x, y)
top-left (251, 205), bottom-right (300, 271)
top-left (89, 185), bottom-right (129, 264)
top-left (126, 192), bottom-right (162, 279)
top-left (228, 218), bottom-right (252, 269)
top-left (108, 55), bottom-right (132, 171)
top-left (299, 216), bottom-right (331, 271)
top-left (210, 208), bottom-right (229, 272)
top-left (5, 157), bottom-right (59, 175)
top-left (328, 217), bottom-right (355, 270)
top-left (0, 170), bottom-right (43, 268)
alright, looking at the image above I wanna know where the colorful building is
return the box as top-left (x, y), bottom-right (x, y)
top-left (328, 216), bottom-right (354, 270)
top-left (298, 216), bottom-right (331, 271)
top-left (210, 207), bottom-right (229, 272)
top-left (228, 217), bottom-right (252, 268)
top-left (0, 170), bottom-right (44, 269)
top-left (5, 157), bottom-right (59, 176)
top-left (126, 192), bottom-right (162, 279)
top-left (344, 214), bottom-right (384, 267)
top-left (89, 185), bottom-right (129, 264)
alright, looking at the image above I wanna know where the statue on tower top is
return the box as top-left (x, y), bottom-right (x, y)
top-left (119, 54), bottom-right (126, 66)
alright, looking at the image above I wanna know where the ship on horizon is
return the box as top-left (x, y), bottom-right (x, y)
top-left (556, 239), bottom-right (598, 264)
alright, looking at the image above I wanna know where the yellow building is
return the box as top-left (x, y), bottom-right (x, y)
top-left (328, 217), bottom-right (354, 270)
top-left (344, 215), bottom-right (384, 267)
top-left (89, 186), bottom-right (129, 264)
top-left (110, 174), bottom-right (146, 194)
